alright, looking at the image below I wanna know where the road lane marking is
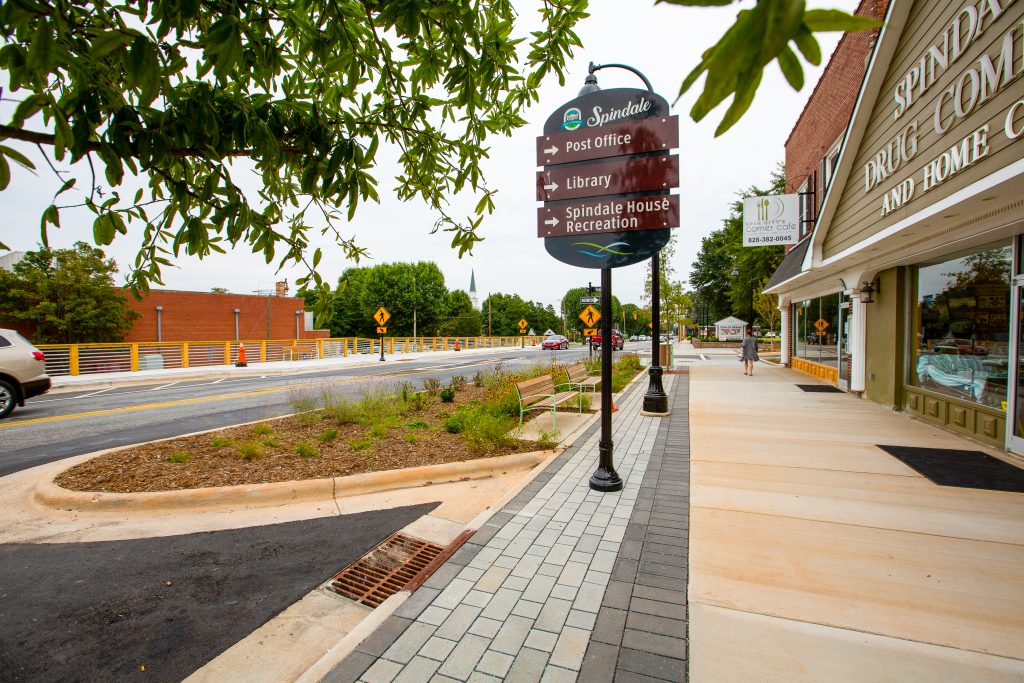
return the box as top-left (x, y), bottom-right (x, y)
top-left (150, 382), bottom-right (179, 391)
top-left (76, 387), bottom-right (114, 399)
top-left (2, 362), bottom-right (509, 429)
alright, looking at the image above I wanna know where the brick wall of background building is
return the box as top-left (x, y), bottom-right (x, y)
top-left (124, 290), bottom-right (325, 342)
top-left (784, 0), bottom-right (889, 201)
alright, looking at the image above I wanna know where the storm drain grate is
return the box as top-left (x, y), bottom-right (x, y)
top-left (328, 533), bottom-right (444, 608)
top-left (796, 384), bottom-right (843, 393)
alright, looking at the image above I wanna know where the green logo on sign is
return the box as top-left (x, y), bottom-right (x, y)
top-left (561, 107), bottom-right (583, 131)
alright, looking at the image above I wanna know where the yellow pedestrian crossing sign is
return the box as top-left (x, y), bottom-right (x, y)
top-left (376, 326), bottom-right (388, 334)
top-left (579, 305), bottom-right (600, 327)
top-left (518, 318), bottom-right (528, 329)
top-left (583, 328), bottom-right (597, 337)
top-left (373, 306), bottom-right (391, 326)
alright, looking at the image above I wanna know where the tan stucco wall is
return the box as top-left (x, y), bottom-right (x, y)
top-left (865, 268), bottom-right (905, 407)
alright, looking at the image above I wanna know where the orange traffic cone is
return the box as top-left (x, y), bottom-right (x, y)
top-left (235, 343), bottom-right (248, 367)
top-left (454, 338), bottom-right (461, 351)
top-left (611, 400), bottom-right (618, 412)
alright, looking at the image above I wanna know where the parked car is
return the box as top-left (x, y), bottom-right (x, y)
top-left (0, 328), bottom-right (51, 418)
top-left (591, 329), bottom-right (624, 351)
top-left (542, 334), bottom-right (569, 350)
top-left (628, 335), bottom-right (638, 342)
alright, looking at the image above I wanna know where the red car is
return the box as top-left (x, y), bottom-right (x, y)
top-left (542, 335), bottom-right (569, 350)
top-left (591, 329), bottom-right (624, 351)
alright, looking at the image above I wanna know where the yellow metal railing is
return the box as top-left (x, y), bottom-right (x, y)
top-left (36, 336), bottom-right (544, 376)
top-left (791, 357), bottom-right (840, 384)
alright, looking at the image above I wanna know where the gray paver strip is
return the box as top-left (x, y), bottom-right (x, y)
top-left (334, 374), bottom-right (682, 683)
top-left (582, 374), bottom-right (691, 683)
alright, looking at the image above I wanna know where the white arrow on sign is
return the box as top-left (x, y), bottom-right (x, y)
top-left (544, 217), bottom-right (559, 227)
top-left (544, 145), bottom-right (558, 156)
top-left (543, 181), bottom-right (559, 192)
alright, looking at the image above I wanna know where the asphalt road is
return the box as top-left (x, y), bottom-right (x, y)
top-left (0, 503), bottom-right (437, 683)
top-left (0, 344), bottom-right (646, 476)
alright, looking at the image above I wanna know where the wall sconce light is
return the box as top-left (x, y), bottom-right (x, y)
top-left (859, 278), bottom-right (879, 304)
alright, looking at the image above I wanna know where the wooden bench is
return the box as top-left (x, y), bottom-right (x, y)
top-left (515, 374), bottom-right (580, 431)
top-left (565, 363), bottom-right (600, 394)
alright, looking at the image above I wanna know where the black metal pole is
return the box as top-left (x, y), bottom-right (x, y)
top-left (642, 252), bottom-right (669, 415)
top-left (379, 302), bottom-right (386, 362)
top-left (590, 267), bottom-right (622, 492)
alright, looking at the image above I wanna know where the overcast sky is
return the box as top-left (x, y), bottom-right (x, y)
top-left (0, 0), bottom-right (857, 310)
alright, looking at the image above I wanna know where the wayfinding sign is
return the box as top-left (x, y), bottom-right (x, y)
top-left (536, 155), bottom-right (678, 202)
top-left (538, 195), bottom-right (680, 238)
top-left (536, 115), bottom-right (679, 166)
top-left (536, 88), bottom-right (679, 270)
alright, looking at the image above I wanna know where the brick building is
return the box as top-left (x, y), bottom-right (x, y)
top-left (124, 284), bottom-right (326, 343)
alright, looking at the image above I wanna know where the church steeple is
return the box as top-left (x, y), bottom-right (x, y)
top-left (469, 269), bottom-right (479, 309)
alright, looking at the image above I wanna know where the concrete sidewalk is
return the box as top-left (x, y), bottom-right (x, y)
top-left (321, 356), bottom-right (1024, 683)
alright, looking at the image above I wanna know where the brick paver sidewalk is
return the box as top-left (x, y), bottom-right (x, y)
top-left (326, 375), bottom-right (691, 683)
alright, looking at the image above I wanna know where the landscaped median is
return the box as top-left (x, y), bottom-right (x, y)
top-left (33, 357), bottom-right (645, 512)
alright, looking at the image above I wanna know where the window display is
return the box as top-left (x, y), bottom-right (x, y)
top-left (912, 244), bottom-right (1011, 408)
top-left (792, 293), bottom-right (841, 367)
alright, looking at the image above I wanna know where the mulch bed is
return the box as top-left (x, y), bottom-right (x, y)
top-left (56, 385), bottom-right (557, 494)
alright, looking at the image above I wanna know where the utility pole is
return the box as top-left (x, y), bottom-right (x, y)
top-left (488, 297), bottom-right (492, 336)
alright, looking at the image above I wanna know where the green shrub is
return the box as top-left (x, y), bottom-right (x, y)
top-left (297, 410), bottom-right (323, 427)
top-left (166, 450), bottom-right (193, 464)
top-left (262, 436), bottom-right (280, 448)
top-left (253, 423), bottom-right (274, 436)
top-left (424, 377), bottom-right (442, 397)
top-left (368, 424), bottom-right (388, 439)
top-left (575, 393), bottom-right (592, 412)
top-left (398, 382), bottom-right (415, 403)
top-left (440, 385), bottom-right (456, 403)
top-left (407, 420), bottom-right (429, 429)
top-left (323, 392), bottom-right (360, 424)
top-left (450, 375), bottom-right (467, 391)
top-left (319, 428), bottom-right (339, 443)
top-left (350, 438), bottom-right (374, 451)
top-left (473, 371), bottom-right (485, 388)
top-left (537, 430), bottom-right (559, 449)
top-left (445, 407), bottom-right (470, 434)
top-left (236, 441), bottom-right (264, 460)
top-left (210, 437), bottom-right (232, 448)
top-left (617, 353), bottom-right (642, 374)
top-left (404, 433), bottom-right (418, 444)
top-left (463, 410), bottom-right (516, 452)
top-left (295, 442), bottom-right (318, 458)
top-left (289, 391), bottom-right (318, 414)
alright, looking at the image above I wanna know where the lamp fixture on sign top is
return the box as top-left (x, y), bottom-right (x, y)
top-left (859, 278), bottom-right (879, 304)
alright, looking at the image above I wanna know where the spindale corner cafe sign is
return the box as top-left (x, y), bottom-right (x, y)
top-left (864, 0), bottom-right (1024, 217)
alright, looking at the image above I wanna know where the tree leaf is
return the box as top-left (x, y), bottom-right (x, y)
top-left (777, 45), bottom-right (804, 90)
top-left (715, 67), bottom-right (763, 137)
top-left (0, 144), bottom-right (35, 171)
top-left (90, 30), bottom-right (133, 58)
top-left (793, 25), bottom-right (821, 65)
top-left (803, 9), bottom-right (883, 32)
top-left (93, 214), bottom-right (115, 245)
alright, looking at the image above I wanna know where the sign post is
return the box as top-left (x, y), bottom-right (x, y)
top-left (537, 64), bottom-right (680, 492)
top-left (374, 305), bottom-right (390, 362)
top-left (519, 318), bottom-right (529, 347)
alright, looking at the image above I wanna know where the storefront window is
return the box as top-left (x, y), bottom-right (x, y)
top-left (912, 244), bottom-right (1011, 408)
top-left (792, 293), bottom-right (841, 367)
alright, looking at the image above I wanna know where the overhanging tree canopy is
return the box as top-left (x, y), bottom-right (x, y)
top-left (0, 0), bottom-right (588, 324)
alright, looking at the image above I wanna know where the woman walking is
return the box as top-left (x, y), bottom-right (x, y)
top-left (741, 325), bottom-right (759, 376)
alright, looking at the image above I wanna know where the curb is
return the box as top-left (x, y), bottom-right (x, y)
top-left (34, 449), bottom-right (558, 513)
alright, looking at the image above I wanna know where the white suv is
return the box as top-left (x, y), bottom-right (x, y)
top-left (0, 328), bottom-right (51, 418)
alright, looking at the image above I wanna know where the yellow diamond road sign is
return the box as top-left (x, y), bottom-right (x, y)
top-left (373, 306), bottom-right (391, 326)
top-left (814, 318), bottom-right (829, 334)
top-left (579, 305), bottom-right (601, 327)
top-left (518, 318), bottom-right (528, 329)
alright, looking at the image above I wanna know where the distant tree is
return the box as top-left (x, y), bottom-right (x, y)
top-left (322, 261), bottom-right (449, 337)
top-left (438, 290), bottom-right (482, 336)
top-left (621, 303), bottom-right (651, 337)
top-left (690, 165), bottom-right (787, 325)
top-left (753, 277), bottom-right (781, 332)
top-left (560, 287), bottom-right (621, 340)
top-left (481, 293), bottom-right (560, 336)
top-left (0, 242), bottom-right (139, 343)
top-left (210, 287), bottom-right (229, 294)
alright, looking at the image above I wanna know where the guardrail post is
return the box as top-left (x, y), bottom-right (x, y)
top-left (69, 345), bottom-right (79, 376)
top-left (181, 342), bottom-right (189, 368)
top-left (224, 342), bottom-right (231, 365)
top-left (389, 338), bottom-right (394, 354)
top-left (343, 339), bottom-right (348, 357)
top-left (130, 343), bottom-right (139, 372)
top-left (259, 341), bottom-right (266, 362)
top-left (317, 338), bottom-right (324, 358)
